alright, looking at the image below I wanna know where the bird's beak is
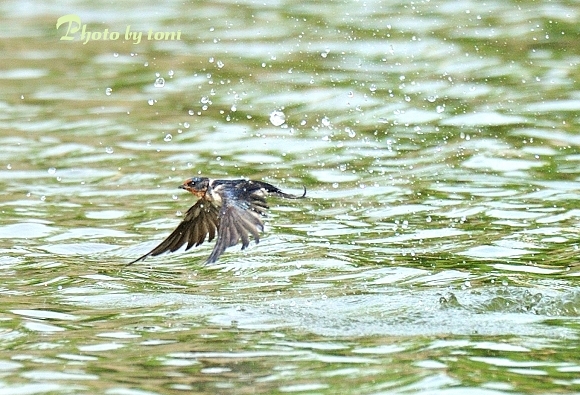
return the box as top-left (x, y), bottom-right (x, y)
top-left (178, 184), bottom-right (186, 190)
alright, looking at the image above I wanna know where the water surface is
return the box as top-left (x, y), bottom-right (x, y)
top-left (1, 0), bottom-right (580, 394)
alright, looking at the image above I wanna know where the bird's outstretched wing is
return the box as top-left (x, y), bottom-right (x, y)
top-left (204, 181), bottom-right (304, 264)
top-left (127, 199), bottom-right (220, 265)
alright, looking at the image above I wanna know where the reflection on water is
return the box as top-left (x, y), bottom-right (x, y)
top-left (1, 0), bottom-right (580, 393)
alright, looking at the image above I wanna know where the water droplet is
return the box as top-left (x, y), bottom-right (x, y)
top-left (217, 60), bottom-right (225, 69)
top-left (188, 109), bottom-right (194, 115)
top-left (321, 116), bottom-right (331, 127)
top-left (164, 134), bottom-right (172, 142)
top-left (113, 52), bottom-right (119, 58)
top-left (427, 95), bottom-right (437, 102)
top-left (6, 164), bottom-right (11, 170)
top-left (426, 216), bottom-right (432, 223)
top-left (40, 195), bottom-right (46, 201)
top-left (345, 127), bottom-right (356, 138)
top-left (231, 104), bottom-right (237, 112)
top-left (269, 110), bottom-right (286, 126)
top-left (172, 194), bottom-right (178, 200)
top-left (339, 164), bottom-right (347, 172)
top-left (369, 84), bottom-right (377, 92)
top-left (201, 96), bottom-right (210, 104)
top-left (402, 220), bottom-right (409, 229)
top-left (47, 167), bottom-right (56, 174)
top-left (147, 99), bottom-right (155, 106)
top-left (154, 77), bottom-right (165, 88)
top-left (347, 91), bottom-right (354, 98)
top-left (168, 70), bottom-right (174, 78)
top-left (105, 146), bottom-right (114, 154)
top-left (436, 105), bottom-right (445, 113)
top-left (184, 122), bottom-right (190, 128)
top-left (209, 57), bottom-right (214, 63)
top-left (332, 182), bottom-right (339, 188)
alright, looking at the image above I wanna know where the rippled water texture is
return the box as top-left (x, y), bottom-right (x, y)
top-left (1, 0), bottom-right (580, 394)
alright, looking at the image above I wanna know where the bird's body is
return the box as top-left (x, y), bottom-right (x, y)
top-left (129, 177), bottom-right (305, 265)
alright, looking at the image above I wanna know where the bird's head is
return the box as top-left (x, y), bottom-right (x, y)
top-left (179, 177), bottom-right (210, 197)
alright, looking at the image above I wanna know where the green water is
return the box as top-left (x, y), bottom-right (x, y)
top-left (1, 0), bottom-right (580, 394)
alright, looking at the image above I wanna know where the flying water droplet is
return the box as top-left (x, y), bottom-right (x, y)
top-left (269, 110), bottom-right (286, 126)
top-left (164, 134), bottom-right (173, 142)
top-left (154, 77), bottom-right (165, 88)
top-left (47, 167), bottom-right (56, 174)
top-left (105, 146), bottom-right (114, 154)
top-left (105, 87), bottom-right (112, 96)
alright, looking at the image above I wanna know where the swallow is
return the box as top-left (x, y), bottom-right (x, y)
top-left (129, 177), bottom-right (306, 265)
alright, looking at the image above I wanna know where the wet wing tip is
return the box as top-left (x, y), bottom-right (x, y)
top-left (125, 253), bottom-right (148, 267)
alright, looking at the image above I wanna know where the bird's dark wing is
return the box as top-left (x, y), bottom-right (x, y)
top-left (204, 181), bottom-right (306, 264)
top-left (128, 198), bottom-right (220, 265)
top-left (205, 188), bottom-right (268, 264)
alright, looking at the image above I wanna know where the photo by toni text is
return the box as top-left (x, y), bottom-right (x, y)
top-left (56, 14), bottom-right (182, 45)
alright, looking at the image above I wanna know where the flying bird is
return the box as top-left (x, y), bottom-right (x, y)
top-left (129, 177), bottom-right (306, 265)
